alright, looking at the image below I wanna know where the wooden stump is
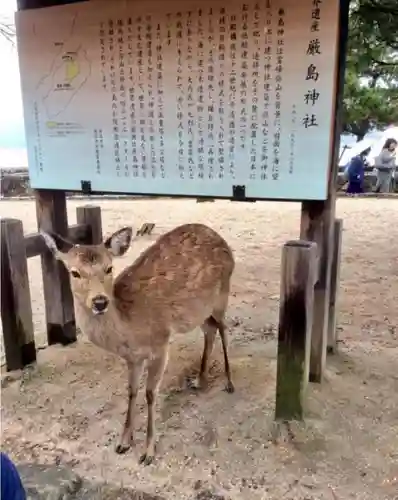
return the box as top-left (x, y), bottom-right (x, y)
top-left (1, 218), bottom-right (36, 371)
top-left (136, 222), bottom-right (155, 236)
top-left (275, 240), bottom-right (317, 420)
top-left (76, 205), bottom-right (103, 244)
top-left (35, 189), bottom-right (76, 346)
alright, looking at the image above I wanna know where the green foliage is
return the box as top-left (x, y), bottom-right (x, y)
top-left (356, 0), bottom-right (398, 52)
top-left (342, 71), bottom-right (398, 138)
top-left (343, 0), bottom-right (398, 139)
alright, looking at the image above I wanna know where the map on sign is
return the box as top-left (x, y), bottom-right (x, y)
top-left (38, 47), bottom-right (91, 120)
top-left (16, 0), bottom-right (341, 200)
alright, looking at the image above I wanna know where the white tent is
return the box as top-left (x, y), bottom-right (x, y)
top-left (338, 137), bottom-right (375, 167)
top-left (366, 126), bottom-right (398, 166)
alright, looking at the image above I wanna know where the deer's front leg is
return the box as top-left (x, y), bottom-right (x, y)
top-left (115, 360), bottom-right (144, 454)
top-left (139, 347), bottom-right (169, 465)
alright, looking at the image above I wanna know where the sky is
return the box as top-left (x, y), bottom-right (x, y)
top-left (0, 0), bottom-right (28, 167)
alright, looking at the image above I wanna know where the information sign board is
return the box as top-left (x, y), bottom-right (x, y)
top-left (16, 0), bottom-right (340, 199)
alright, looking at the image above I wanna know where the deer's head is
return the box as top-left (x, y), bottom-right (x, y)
top-left (41, 227), bottom-right (132, 315)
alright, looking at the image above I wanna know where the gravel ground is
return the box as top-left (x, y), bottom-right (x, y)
top-left (1, 197), bottom-right (397, 499)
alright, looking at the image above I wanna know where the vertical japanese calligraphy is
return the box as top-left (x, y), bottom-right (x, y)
top-left (145, 16), bottom-right (156, 179)
top-left (33, 102), bottom-right (44, 173)
top-left (239, 4), bottom-right (248, 153)
top-left (186, 11), bottom-right (195, 180)
top-left (261, 0), bottom-right (272, 181)
top-left (116, 19), bottom-right (129, 178)
top-left (197, 9), bottom-right (205, 179)
top-left (207, 8), bottom-right (215, 180)
top-left (156, 22), bottom-right (166, 179)
top-left (228, 12), bottom-right (237, 179)
top-left (108, 19), bottom-right (120, 177)
top-left (249, 2), bottom-right (260, 180)
top-left (93, 128), bottom-right (104, 174)
top-left (128, 18), bottom-right (138, 177)
top-left (289, 105), bottom-right (297, 174)
top-left (137, 17), bottom-right (147, 178)
top-left (218, 8), bottom-right (226, 180)
top-left (175, 12), bottom-right (185, 179)
top-left (99, 22), bottom-right (107, 90)
top-left (126, 17), bottom-right (134, 85)
top-left (303, 0), bottom-right (322, 130)
top-left (272, 7), bottom-right (285, 181)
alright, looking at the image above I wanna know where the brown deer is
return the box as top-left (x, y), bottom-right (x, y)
top-left (41, 223), bottom-right (235, 465)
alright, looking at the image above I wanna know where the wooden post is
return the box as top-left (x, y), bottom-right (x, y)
top-left (1, 219), bottom-right (36, 371)
top-left (300, 201), bottom-right (335, 382)
top-left (76, 205), bottom-right (103, 244)
top-left (299, 0), bottom-right (350, 383)
top-left (35, 189), bottom-right (76, 346)
top-left (275, 240), bottom-right (317, 421)
top-left (327, 218), bottom-right (343, 354)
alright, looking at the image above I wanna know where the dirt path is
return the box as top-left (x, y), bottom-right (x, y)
top-left (1, 198), bottom-right (397, 499)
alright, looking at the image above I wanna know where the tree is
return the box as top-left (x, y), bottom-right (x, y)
top-left (342, 71), bottom-right (398, 139)
top-left (342, 0), bottom-right (398, 140)
top-left (0, 19), bottom-right (15, 44)
top-left (356, 0), bottom-right (398, 52)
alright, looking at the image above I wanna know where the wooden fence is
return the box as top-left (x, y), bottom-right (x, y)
top-left (1, 204), bottom-right (102, 371)
top-left (274, 218), bottom-right (343, 419)
top-left (0, 199), bottom-right (343, 423)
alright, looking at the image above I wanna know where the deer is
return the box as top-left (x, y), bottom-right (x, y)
top-left (41, 222), bottom-right (235, 465)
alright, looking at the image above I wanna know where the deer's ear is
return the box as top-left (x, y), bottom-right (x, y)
top-left (40, 231), bottom-right (74, 259)
top-left (104, 226), bottom-right (133, 257)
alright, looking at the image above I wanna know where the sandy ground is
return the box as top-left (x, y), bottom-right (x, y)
top-left (1, 197), bottom-right (397, 499)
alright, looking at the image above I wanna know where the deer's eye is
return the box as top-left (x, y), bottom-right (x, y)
top-left (71, 270), bottom-right (81, 279)
top-left (105, 266), bottom-right (113, 275)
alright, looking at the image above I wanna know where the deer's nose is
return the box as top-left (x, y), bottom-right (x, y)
top-left (92, 295), bottom-right (109, 314)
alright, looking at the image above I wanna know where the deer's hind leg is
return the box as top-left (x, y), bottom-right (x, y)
top-left (206, 281), bottom-right (234, 393)
top-left (195, 313), bottom-right (234, 393)
top-left (189, 316), bottom-right (218, 391)
top-left (216, 318), bottom-right (234, 393)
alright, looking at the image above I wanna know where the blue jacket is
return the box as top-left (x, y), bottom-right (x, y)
top-left (0, 453), bottom-right (26, 500)
top-left (347, 156), bottom-right (365, 183)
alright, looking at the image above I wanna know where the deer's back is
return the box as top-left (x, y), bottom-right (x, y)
top-left (113, 223), bottom-right (234, 331)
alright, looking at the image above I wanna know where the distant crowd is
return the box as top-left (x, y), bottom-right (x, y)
top-left (344, 138), bottom-right (397, 195)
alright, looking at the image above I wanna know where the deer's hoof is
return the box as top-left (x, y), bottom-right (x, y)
top-left (225, 381), bottom-right (235, 393)
top-left (115, 443), bottom-right (130, 454)
top-left (139, 453), bottom-right (154, 466)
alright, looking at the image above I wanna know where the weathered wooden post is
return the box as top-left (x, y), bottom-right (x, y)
top-left (35, 189), bottom-right (76, 346)
top-left (76, 205), bottom-right (103, 244)
top-left (275, 240), bottom-right (317, 420)
top-left (1, 218), bottom-right (36, 371)
top-left (300, 200), bottom-right (334, 382)
top-left (327, 218), bottom-right (343, 353)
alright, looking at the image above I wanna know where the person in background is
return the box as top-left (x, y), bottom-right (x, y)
top-left (346, 148), bottom-right (369, 195)
top-left (374, 138), bottom-right (397, 193)
top-left (1, 452), bottom-right (26, 500)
